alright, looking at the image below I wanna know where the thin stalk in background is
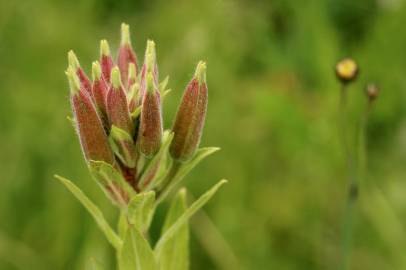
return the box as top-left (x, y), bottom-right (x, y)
top-left (335, 58), bottom-right (359, 270)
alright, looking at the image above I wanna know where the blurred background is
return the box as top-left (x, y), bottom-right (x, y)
top-left (1, 0), bottom-right (406, 269)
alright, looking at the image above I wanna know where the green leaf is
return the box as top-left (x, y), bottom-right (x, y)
top-left (138, 131), bottom-right (174, 190)
top-left (109, 125), bottom-right (137, 168)
top-left (157, 147), bottom-right (220, 204)
top-left (158, 188), bottom-right (189, 270)
top-left (87, 258), bottom-right (105, 270)
top-left (118, 225), bottom-right (157, 270)
top-left (89, 160), bottom-right (136, 207)
top-left (127, 191), bottom-right (156, 232)
top-left (155, 179), bottom-right (227, 257)
top-left (55, 175), bottom-right (122, 250)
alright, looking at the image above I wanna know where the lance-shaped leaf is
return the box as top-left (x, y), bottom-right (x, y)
top-left (127, 191), bottom-right (156, 232)
top-left (107, 67), bottom-right (135, 136)
top-left (55, 175), bottom-right (123, 250)
top-left (109, 125), bottom-right (137, 168)
top-left (137, 72), bottom-right (163, 158)
top-left (170, 61), bottom-right (208, 161)
top-left (92, 61), bottom-right (109, 124)
top-left (138, 131), bottom-right (174, 191)
top-left (89, 160), bottom-right (137, 207)
top-left (157, 147), bottom-right (220, 204)
top-left (68, 50), bottom-right (93, 96)
top-left (67, 68), bottom-right (114, 165)
top-left (118, 225), bottom-right (157, 270)
top-left (117, 23), bottom-right (138, 87)
top-left (100, 40), bottom-right (114, 83)
top-left (157, 188), bottom-right (189, 270)
top-left (155, 180), bottom-right (227, 257)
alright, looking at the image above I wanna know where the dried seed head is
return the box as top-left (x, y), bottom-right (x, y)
top-left (66, 68), bottom-right (114, 164)
top-left (117, 23), bottom-right (138, 87)
top-left (138, 72), bottom-right (163, 157)
top-left (100, 40), bottom-right (114, 83)
top-left (170, 61), bottom-right (208, 161)
top-left (365, 83), bottom-right (379, 102)
top-left (335, 58), bottom-right (359, 84)
top-left (106, 67), bottom-right (135, 135)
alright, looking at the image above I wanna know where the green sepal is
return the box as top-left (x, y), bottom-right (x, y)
top-left (118, 225), bottom-right (158, 270)
top-left (55, 175), bottom-right (123, 250)
top-left (159, 76), bottom-right (169, 93)
top-left (138, 131), bottom-right (174, 190)
top-left (88, 160), bottom-right (136, 207)
top-left (109, 125), bottom-right (137, 168)
top-left (157, 147), bottom-right (220, 204)
top-left (154, 179), bottom-right (227, 257)
top-left (127, 191), bottom-right (156, 232)
top-left (158, 188), bottom-right (189, 270)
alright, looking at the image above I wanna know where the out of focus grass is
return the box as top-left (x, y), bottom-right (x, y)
top-left (0, 0), bottom-right (406, 269)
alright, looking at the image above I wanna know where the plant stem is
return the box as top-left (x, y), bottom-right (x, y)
top-left (338, 84), bottom-right (358, 270)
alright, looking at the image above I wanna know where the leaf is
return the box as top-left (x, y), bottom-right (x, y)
top-left (55, 175), bottom-right (122, 250)
top-left (154, 179), bottom-right (227, 257)
top-left (157, 188), bottom-right (189, 270)
top-left (156, 147), bottom-right (220, 204)
top-left (109, 125), bottom-right (137, 168)
top-left (131, 106), bottom-right (142, 119)
top-left (127, 191), bottom-right (156, 232)
top-left (87, 258), bottom-right (105, 270)
top-left (138, 131), bottom-right (174, 190)
top-left (118, 225), bottom-right (157, 270)
top-left (89, 160), bottom-right (136, 207)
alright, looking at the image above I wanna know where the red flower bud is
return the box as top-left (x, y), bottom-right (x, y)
top-left (91, 61), bottom-right (109, 125)
top-left (106, 67), bottom-right (135, 136)
top-left (66, 68), bottom-right (114, 164)
top-left (100, 40), bottom-right (114, 83)
top-left (68, 50), bottom-right (93, 96)
top-left (138, 40), bottom-right (158, 106)
top-left (170, 61), bottom-right (208, 161)
top-left (117, 23), bottom-right (138, 88)
top-left (137, 72), bottom-right (163, 157)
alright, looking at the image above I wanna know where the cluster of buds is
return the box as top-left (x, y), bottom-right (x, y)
top-left (66, 24), bottom-right (208, 207)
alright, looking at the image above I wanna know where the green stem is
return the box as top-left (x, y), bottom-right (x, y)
top-left (338, 84), bottom-right (358, 270)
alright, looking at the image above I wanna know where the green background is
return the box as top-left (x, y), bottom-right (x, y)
top-left (1, 0), bottom-right (406, 269)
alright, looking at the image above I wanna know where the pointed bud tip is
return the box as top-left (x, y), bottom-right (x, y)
top-left (146, 40), bottom-right (156, 55)
top-left (68, 50), bottom-right (80, 70)
top-left (92, 61), bottom-right (102, 81)
top-left (146, 72), bottom-right (156, 93)
top-left (128, 63), bottom-right (136, 80)
top-left (194, 61), bottom-right (207, 85)
top-left (100, 40), bottom-right (111, 56)
top-left (111, 67), bottom-right (122, 88)
top-left (120, 23), bottom-right (131, 45)
top-left (66, 67), bottom-right (80, 94)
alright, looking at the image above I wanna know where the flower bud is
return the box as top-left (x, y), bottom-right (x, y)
top-left (106, 67), bottom-right (135, 136)
top-left (68, 50), bottom-right (93, 95)
top-left (100, 40), bottom-right (114, 83)
top-left (137, 72), bottom-right (163, 157)
top-left (170, 61), bottom-right (208, 161)
top-left (117, 23), bottom-right (138, 87)
top-left (365, 83), bottom-right (379, 102)
top-left (128, 63), bottom-right (137, 89)
top-left (66, 67), bottom-right (114, 164)
top-left (138, 41), bottom-right (158, 106)
top-left (91, 61), bottom-right (109, 124)
top-left (335, 58), bottom-right (359, 84)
